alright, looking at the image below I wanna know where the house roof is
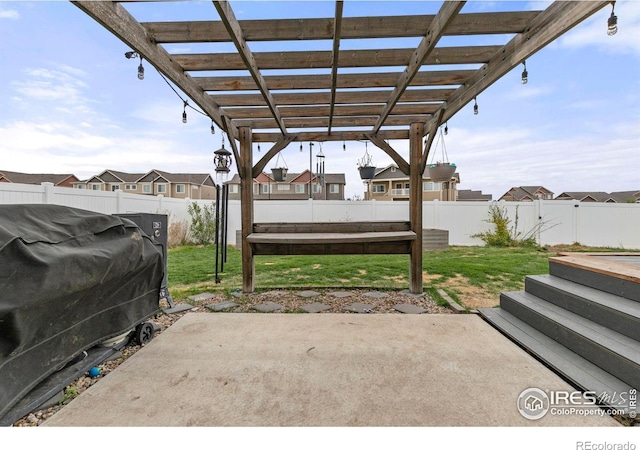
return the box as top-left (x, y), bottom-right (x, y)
top-left (555, 192), bottom-right (611, 202)
top-left (227, 171), bottom-right (345, 185)
top-left (556, 191), bottom-right (640, 203)
top-left (457, 189), bottom-right (492, 201)
top-left (499, 186), bottom-right (553, 201)
top-left (0, 170), bottom-right (78, 186)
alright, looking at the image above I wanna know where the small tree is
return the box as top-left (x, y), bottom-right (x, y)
top-left (187, 201), bottom-right (217, 245)
top-left (473, 204), bottom-right (541, 248)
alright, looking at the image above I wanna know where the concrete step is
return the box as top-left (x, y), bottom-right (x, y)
top-left (500, 291), bottom-right (640, 389)
top-left (525, 274), bottom-right (640, 341)
top-left (478, 307), bottom-right (635, 414)
top-left (549, 259), bottom-right (640, 303)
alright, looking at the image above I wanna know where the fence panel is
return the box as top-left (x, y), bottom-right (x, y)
top-left (1, 183), bottom-right (638, 249)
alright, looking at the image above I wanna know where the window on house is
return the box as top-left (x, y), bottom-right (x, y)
top-left (142, 184), bottom-right (152, 194)
top-left (423, 182), bottom-right (441, 191)
top-left (277, 184), bottom-right (290, 191)
top-left (76, 184), bottom-right (86, 189)
top-left (312, 184), bottom-right (321, 193)
top-left (111, 185), bottom-right (120, 191)
top-left (262, 184), bottom-right (273, 194)
top-left (125, 184), bottom-right (136, 190)
top-left (229, 185), bottom-right (238, 194)
top-left (157, 184), bottom-right (167, 194)
top-left (395, 183), bottom-right (403, 189)
top-left (373, 185), bottom-right (385, 193)
top-left (91, 184), bottom-right (101, 190)
top-left (329, 184), bottom-right (339, 193)
top-left (295, 184), bottom-right (305, 194)
top-left (391, 166), bottom-right (396, 172)
top-left (176, 184), bottom-right (185, 194)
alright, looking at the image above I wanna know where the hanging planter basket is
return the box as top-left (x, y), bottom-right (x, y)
top-left (270, 152), bottom-right (288, 182)
top-left (357, 141), bottom-right (376, 180)
top-left (271, 167), bottom-right (288, 182)
top-left (427, 126), bottom-right (457, 183)
top-left (428, 162), bottom-right (456, 182)
top-left (358, 166), bottom-right (376, 180)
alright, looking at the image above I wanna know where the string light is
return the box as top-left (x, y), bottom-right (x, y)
top-left (343, 140), bottom-right (346, 151)
top-left (182, 100), bottom-right (188, 123)
top-left (473, 97), bottom-right (478, 115)
top-left (521, 61), bottom-right (528, 84)
top-left (125, 51), bottom-right (144, 81)
top-left (300, 142), bottom-right (303, 152)
top-left (444, 122), bottom-right (448, 135)
top-left (607, 2), bottom-right (618, 36)
top-left (211, 121), bottom-right (216, 134)
top-left (257, 144), bottom-right (261, 152)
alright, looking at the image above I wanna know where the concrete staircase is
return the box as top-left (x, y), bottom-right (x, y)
top-left (478, 255), bottom-right (639, 416)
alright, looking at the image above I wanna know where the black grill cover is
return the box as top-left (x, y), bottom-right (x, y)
top-left (0, 204), bottom-right (164, 419)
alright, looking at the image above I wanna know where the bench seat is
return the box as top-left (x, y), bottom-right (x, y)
top-left (246, 230), bottom-right (416, 245)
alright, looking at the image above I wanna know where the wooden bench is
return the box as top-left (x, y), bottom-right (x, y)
top-left (245, 221), bottom-right (416, 255)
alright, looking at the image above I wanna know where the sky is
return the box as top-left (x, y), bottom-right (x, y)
top-left (0, 0), bottom-right (639, 201)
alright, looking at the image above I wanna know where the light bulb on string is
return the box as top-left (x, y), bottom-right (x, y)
top-left (182, 101), bottom-right (188, 124)
top-left (607, 2), bottom-right (618, 36)
top-left (521, 61), bottom-right (528, 84)
top-left (473, 97), bottom-right (478, 115)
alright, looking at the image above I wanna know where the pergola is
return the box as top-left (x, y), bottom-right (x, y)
top-left (72, 0), bottom-right (613, 293)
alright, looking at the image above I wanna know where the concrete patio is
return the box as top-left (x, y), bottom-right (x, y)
top-left (43, 313), bottom-right (619, 427)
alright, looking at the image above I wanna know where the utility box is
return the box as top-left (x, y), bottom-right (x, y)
top-left (114, 213), bottom-right (172, 305)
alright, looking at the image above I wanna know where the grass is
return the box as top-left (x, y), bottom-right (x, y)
top-left (167, 243), bottom-right (628, 308)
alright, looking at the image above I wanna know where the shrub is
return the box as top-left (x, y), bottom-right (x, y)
top-left (473, 204), bottom-right (538, 248)
top-left (187, 202), bottom-right (217, 245)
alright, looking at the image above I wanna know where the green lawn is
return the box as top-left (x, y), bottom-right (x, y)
top-left (166, 244), bottom-right (616, 308)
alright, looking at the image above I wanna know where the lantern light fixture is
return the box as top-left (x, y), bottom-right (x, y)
top-left (607, 2), bottom-right (618, 36)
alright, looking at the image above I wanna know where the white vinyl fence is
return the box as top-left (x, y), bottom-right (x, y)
top-left (2, 182), bottom-right (639, 249)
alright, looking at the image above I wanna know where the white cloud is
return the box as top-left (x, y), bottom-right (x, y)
top-left (0, 7), bottom-right (19, 20)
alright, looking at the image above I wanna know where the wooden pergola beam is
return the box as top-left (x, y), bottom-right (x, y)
top-left (71, 1), bottom-right (238, 140)
top-left (225, 103), bottom-right (440, 120)
top-left (172, 45), bottom-right (500, 72)
top-left (233, 115), bottom-right (432, 130)
top-left (142, 11), bottom-right (542, 43)
top-left (212, 0), bottom-right (287, 135)
top-left (252, 130), bottom-right (410, 143)
top-left (373, 1), bottom-right (465, 133)
top-left (328, 0), bottom-right (344, 134)
top-left (195, 70), bottom-right (474, 91)
top-left (211, 89), bottom-right (456, 107)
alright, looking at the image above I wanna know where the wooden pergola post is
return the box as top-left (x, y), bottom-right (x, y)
top-left (409, 122), bottom-right (424, 294)
top-left (239, 126), bottom-right (254, 293)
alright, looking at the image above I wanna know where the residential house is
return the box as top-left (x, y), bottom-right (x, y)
top-left (498, 186), bottom-right (554, 201)
top-left (72, 169), bottom-right (217, 199)
top-left (225, 170), bottom-right (346, 200)
top-left (457, 189), bottom-right (492, 202)
top-left (0, 170), bottom-right (79, 187)
top-left (366, 164), bottom-right (459, 201)
top-left (555, 191), bottom-right (640, 203)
